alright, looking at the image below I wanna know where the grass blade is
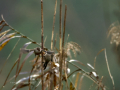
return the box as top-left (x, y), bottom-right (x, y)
top-left (0, 38), bottom-right (20, 74)
top-left (75, 72), bottom-right (80, 88)
top-left (0, 33), bottom-right (16, 43)
top-left (0, 36), bottom-right (21, 51)
top-left (1, 60), bottom-right (18, 90)
top-left (16, 51), bottom-right (34, 79)
top-left (0, 29), bottom-right (11, 37)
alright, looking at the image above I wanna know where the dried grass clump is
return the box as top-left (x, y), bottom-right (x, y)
top-left (108, 21), bottom-right (120, 46)
top-left (0, 0), bottom-right (115, 90)
top-left (65, 41), bottom-right (81, 58)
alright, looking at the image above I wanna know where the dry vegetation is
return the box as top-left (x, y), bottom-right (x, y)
top-left (0, 0), bottom-right (116, 90)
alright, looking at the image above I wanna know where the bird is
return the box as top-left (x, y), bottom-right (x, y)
top-left (43, 51), bottom-right (54, 69)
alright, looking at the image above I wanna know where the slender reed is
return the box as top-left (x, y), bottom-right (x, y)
top-left (51, 0), bottom-right (57, 51)
top-left (41, 0), bottom-right (44, 90)
top-left (50, 1), bottom-right (57, 89)
top-left (62, 5), bottom-right (68, 89)
top-left (59, 0), bottom-right (63, 89)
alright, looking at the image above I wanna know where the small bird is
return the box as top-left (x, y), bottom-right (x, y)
top-left (43, 51), bottom-right (54, 69)
top-left (34, 47), bottom-right (42, 56)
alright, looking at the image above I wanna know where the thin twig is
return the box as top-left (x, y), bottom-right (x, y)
top-left (62, 5), bottom-right (68, 89)
top-left (41, 0), bottom-right (44, 90)
top-left (104, 49), bottom-right (115, 90)
top-left (59, 0), bottom-right (63, 89)
top-left (62, 5), bottom-right (67, 50)
top-left (59, 0), bottom-right (62, 51)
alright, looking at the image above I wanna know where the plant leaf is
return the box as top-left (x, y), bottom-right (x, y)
top-left (16, 51), bottom-right (34, 79)
top-left (78, 75), bottom-right (84, 90)
top-left (75, 72), bottom-right (80, 88)
top-left (16, 42), bottom-right (32, 80)
top-left (12, 83), bottom-right (29, 90)
top-left (0, 36), bottom-right (21, 51)
top-left (70, 82), bottom-right (75, 90)
top-left (0, 33), bottom-right (16, 43)
top-left (0, 29), bottom-right (11, 37)
top-left (22, 42), bottom-right (32, 49)
top-left (1, 60), bottom-right (18, 89)
top-left (87, 63), bottom-right (95, 70)
top-left (69, 60), bottom-right (85, 66)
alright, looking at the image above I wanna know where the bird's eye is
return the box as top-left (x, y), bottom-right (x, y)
top-left (37, 47), bottom-right (40, 51)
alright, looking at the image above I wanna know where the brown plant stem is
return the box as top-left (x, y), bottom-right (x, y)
top-left (1, 15), bottom-right (41, 46)
top-left (1, 60), bottom-right (19, 90)
top-left (41, 0), bottom-right (44, 90)
top-left (51, 0), bottom-right (57, 51)
top-left (59, 0), bottom-right (62, 89)
top-left (54, 33), bottom-right (58, 50)
top-left (67, 60), bottom-right (105, 90)
top-left (62, 5), bottom-right (68, 89)
top-left (50, 1), bottom-right (57, 89)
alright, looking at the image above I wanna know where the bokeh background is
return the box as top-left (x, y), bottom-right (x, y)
top-left (0, 0), bottom-right (120, 90)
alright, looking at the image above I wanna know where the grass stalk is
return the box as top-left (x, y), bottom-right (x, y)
top-left (59, 0), bottom-right (63, 89)
top-left (50, 1), bottom-right (57, 89)
top-left (62, 5), bottom-right (68, 89)
top-left (67, 60), bottom-right (105, 90)
top-left (1, 60), bottom-right (18, 90)
top-left (1, 15), bottom-right (41, 46)
top-left (51, 0), bottom-right (57, 51)
top-left (41, 0), bottom-right (44, 90)
top-left (104, 49), bottom-right (115, 90)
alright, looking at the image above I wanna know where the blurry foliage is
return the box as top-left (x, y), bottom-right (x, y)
top-left (0, 0), bottom-right (120, 90)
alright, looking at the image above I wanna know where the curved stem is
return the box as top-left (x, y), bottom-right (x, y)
top-left (1, 15), bottom-right (41, 46)
top-left (67, 60), bottom-right (105, 90)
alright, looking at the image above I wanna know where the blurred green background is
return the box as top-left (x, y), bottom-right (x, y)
top-left (0, 0), bottom-right (120, 90)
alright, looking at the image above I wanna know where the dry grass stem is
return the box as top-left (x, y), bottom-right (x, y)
top-left (0, 38), bottom-right (20, 74)
top-left (1, 15), bottom-right (41, 46)
top-left (104, 49), bottom-right (115, 90)
top-left (94, 49), bottom-right (105, 68)
top-left (59, 0), bottom-right (63, 89)
top-left (78, 74), bottom-right (84, 90)
top-left (75, 72), bottom-right (80, 88)
top-left (51, 0), bottom-right (57, 51)
top-left (41, 0), bottom-right (44, 90)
